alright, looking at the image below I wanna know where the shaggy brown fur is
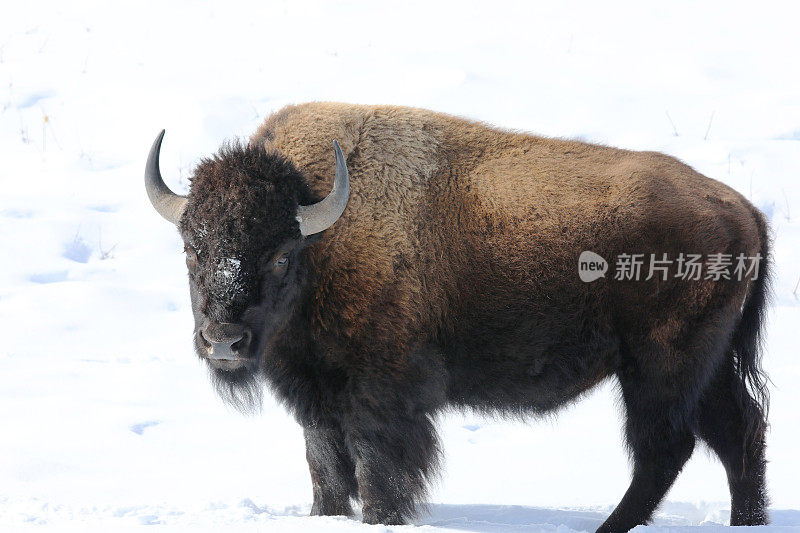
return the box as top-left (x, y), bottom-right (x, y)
top-left (253, 104), bottom-right (762, 368)
top-left (172, 102), bottom-right (770, 531)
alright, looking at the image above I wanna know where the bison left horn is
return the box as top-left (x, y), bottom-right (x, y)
top-left (295, 140), bottom-right (350, 236)
top-left (145, 130), bottom-right (188, 225)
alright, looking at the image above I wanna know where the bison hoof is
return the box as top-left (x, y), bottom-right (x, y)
top-left (362, 505), bottom-right (405, 525)
top-left (310, 500), bottom-right (353, 518)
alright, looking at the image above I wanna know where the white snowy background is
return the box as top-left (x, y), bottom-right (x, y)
top-left (1, 1), bottom-right (799, 531)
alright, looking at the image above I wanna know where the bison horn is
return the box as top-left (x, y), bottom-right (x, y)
top-left (145, 130), bottom-right (188, 225)
top-left (295, 140), bottom-right (350, 236)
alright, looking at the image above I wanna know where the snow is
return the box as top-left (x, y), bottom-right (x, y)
top-left (1, 0), bottom-right (799, 531)
top-left (214, 257), bottom-right (244, 298)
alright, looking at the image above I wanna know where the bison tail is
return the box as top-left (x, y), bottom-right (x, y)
top-left (730, 206), bottom-right (772, 449)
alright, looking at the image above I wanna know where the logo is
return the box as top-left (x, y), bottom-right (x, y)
top-left (577, 250), bottom-right (761, 282)
top-left (578, 251), bottom-right (608, 282)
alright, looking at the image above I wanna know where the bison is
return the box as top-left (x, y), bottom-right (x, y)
top-left (145, 103), bottom-right (771, 531)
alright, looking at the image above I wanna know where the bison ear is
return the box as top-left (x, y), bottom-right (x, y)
top-left (295, 140), bottom-right (350, 236)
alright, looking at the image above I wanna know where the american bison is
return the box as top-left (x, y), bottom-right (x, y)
top-left (145, 102), bottom-right (771, 531)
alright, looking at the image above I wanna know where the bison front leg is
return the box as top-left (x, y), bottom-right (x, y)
top-left (304, 424), bottom-right (358, 517)
top-left (342, 348), bottom-right (446, 525)
top-left (346, 411), bottom-right (439, 525)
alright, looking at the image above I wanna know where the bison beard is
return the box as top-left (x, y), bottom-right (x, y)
top-left (209, 364), bottom-right (263, 414)
top-left (145, 102), bottom-right (772, 531)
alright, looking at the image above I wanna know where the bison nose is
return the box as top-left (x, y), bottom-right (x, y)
top-left (200, 322), bottom-right (252, 360)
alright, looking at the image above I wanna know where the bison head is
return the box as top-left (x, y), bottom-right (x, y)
top-left (144, 131), bottom-right (349, 410)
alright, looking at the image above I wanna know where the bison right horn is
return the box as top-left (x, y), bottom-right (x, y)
top-left (295, 140), bottom-right (351, 236)
top-left (145, 129), bottom-right (188, 225)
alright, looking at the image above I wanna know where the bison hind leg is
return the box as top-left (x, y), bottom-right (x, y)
top-left (597, 353), bottom-right (699, 533)
top-left (693, 356), bottom-right (768, 526)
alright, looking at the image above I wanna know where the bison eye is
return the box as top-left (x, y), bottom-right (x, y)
top-left (269, 243), bottom-right (295, 276)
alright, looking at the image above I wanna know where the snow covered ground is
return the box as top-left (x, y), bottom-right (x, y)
top-left (1, 1), bottom-right (799, 531)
